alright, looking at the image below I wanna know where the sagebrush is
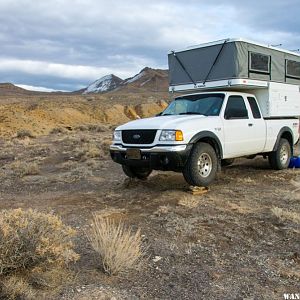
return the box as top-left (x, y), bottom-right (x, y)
top-left (271, 207), bottom-right (300, 224)
top-left (16, 129), bottom-right (34, 139)
top-left (87, 213), bottom-right (145, 275)
top-left (11, 161), bottom-right (40, 177)
top-left (0, 209), bottom-right (79, 299)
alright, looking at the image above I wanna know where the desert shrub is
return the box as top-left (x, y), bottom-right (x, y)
top-left (74, 143), bottom-right (102, 160)
top-left (11, 161), bottom-right (40, 177)
top-left (87, 213), bottom-right (145, 275)
top-left (16, 129), bottom-right (34, 139)
top-left (76, 124), bottom-right (108, 132)
top-left (85, 144), bottom-right (101, 158)
top-left (1, 275), bottom-right (35, 300)
top-left (178, 196), bottom-right (200, 208)
top-left (271, 207), bottom-right (300, 224)
top-left (0, 209), bottom-right (79, 298)
top-left (50, 127), bottom-right (68, 134)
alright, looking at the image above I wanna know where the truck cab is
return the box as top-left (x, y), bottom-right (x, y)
top-left (110, 91), bottom-right (299, 186)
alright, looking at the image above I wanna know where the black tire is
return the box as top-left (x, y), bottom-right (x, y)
top-left (268, 138), bottom-right (291, 170)
top-left (221, 158), bottom-right (235, 167)
top-left (183, 142), bottom-right (218, 187)
top-left (122, 165), bottom-right (152, 180)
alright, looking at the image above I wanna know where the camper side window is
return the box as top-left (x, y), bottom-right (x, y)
top-left (249, 52), bottom-right (270, 74)
top-left (286, 60), bottom-right (300, 79)
top-left (224, 96), bottom-right (248, 120)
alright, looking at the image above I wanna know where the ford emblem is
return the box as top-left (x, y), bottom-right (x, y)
top-left (133, 134), bottom-right (141, 139)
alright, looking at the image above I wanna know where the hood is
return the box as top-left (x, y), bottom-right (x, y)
top-left (117, 115), bottom-right (209, 130)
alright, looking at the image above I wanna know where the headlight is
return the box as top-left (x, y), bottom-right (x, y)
top-left (159, 130), bottom-right (183, 141)
top-left (113, 130), bottom-right (122, 141)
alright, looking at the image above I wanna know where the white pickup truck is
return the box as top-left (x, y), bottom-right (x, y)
top-left (110, 38), bottom-right (300, 186)
top-left (110, 91), bottom-right (299, 186)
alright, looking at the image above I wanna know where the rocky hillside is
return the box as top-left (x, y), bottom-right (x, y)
top-left (0, 67), bottom-right (170, 138)
top-left (0, 93), bottom-right (169, 138)
top-left (82, 74), bottom-right (123, 94)
top-left (81, 67), bottom-right (169, 94)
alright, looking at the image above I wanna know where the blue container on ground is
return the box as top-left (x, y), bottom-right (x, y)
top-left (289, 156), bottom-right (300, 168)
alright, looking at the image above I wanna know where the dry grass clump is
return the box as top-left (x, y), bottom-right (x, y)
top-left (271, 207), bottom-right (300, 224)
top-left (75, 124), bottom-right (108, 132)
top-left (50, 127), bottom-right (68, 134)
top-left (0, 209), bottom-right (79, 299)
top-left (16, 129), bottom-right (34, 139)
top-left (178, 196), bottom-right (200, 209)
top-left (84, 143), bottom-right (101, 158)
top-left (11, 161), bottom-right (40, 177)
top-left (1, 276), bottom-right (35, 300)
top-left (74, 143), bottom-right (103, 160)
top-left (87, 213), bottom-right (145, 275)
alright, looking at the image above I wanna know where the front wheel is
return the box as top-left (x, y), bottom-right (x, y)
top-left (183, 142), bottom-right (218, 187)
top-left (268, 138), bottom-right (291, 170)
top-left (122, 165), bottom-right (152, 180)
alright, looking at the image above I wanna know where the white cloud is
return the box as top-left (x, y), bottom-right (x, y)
top-left (0, 57), bottom-right (156, 82)
top-left (0, 0), bottom-right (299, 90)
top-left (15, 84), bottom-right (64, 92)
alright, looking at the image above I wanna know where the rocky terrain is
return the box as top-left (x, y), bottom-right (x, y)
top-left (0, 74), bottom-right (299, 299)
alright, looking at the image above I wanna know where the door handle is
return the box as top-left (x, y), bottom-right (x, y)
top-left (248, 123), bottom-right (253, 127)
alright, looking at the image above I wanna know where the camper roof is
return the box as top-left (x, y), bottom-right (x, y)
top-left (170, 38), bottom-right (300, 58)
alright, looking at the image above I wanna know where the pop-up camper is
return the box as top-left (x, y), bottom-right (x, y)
top-left (168, 38), bottom-right (300, 117)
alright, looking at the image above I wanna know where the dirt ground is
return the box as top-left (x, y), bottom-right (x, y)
top-left (0, 124), bottom-right (299, 299)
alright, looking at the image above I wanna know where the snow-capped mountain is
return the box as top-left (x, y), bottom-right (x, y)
top-left (81, 67), bottom-right (168, 94)
top-left (82, 74), bottom-right (123, 94)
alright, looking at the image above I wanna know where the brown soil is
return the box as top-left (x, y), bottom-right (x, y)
top-left (0, 94), bottom-right (299, 299)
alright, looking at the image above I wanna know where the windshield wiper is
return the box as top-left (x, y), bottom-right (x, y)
top-left (179, 112), bottom-right (208, 116)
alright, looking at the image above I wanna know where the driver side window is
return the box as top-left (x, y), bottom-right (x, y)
top-left (224, 96), bottom-right (248, 119)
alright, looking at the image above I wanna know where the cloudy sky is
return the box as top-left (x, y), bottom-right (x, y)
top-left (0, 0), bottom-right (299, 91)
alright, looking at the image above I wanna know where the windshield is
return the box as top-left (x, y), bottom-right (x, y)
top-left (162, 93), bottom-right (225, 116)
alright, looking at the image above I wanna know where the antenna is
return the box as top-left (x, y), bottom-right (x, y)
top-left (269, 43), bottom-right (282, 47)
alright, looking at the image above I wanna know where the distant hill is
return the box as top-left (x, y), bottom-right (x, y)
top-left (0, 67), bottom-right (169, 96)
top-left (0, 83), bottom-right (35, 96)
top-left (0, 83), bottom-right (66, 96)
top-left (81, 67), bottom-right (169, 94)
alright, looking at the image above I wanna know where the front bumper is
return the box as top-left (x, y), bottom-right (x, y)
top-left (110, 144), bottom-right (192, 171)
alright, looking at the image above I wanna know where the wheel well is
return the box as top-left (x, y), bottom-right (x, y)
top-left (196, 137), bottom-right (222, 159)
top-left (281, 131), bottom-right (293, 147)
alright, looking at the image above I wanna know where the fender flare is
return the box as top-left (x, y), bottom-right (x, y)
top-left (189, 131), bottom-right (223, 158)
top-left (272, 126), bottom-right (294, 152)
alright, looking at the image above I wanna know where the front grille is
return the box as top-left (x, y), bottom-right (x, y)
top-left (122, 130), bottom-right (157, 144)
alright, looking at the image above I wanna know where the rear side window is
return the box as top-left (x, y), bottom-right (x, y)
top-left (247, 97), bottom-right (261, 119)
top-left (224, 96), bottom-right (248, 119)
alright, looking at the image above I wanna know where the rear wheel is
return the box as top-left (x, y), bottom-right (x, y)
top-left (122, 165), bottom-right (152, 180)
top-left (268, 138), bottom-right (291, 170)
top-left (183, 142), bottom-right (218, 187)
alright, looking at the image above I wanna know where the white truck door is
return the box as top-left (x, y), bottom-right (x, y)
top-left (222, 95), bottom-right (263, 157)
top-left (245, 96), bottom-right (266, 152)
